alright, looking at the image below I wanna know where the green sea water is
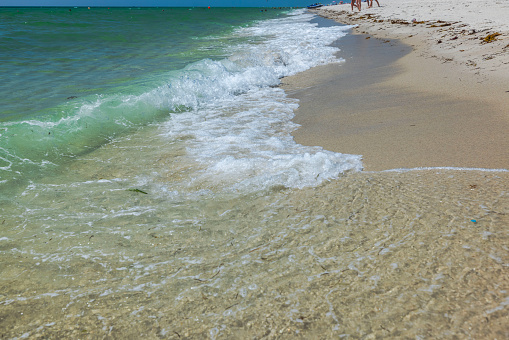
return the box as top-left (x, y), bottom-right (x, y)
top-left (0, 7), bottom-right (282, 120)
top-left (0, 7), bottom-right (295, 197)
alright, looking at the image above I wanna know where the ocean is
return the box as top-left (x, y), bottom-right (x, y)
top-left (1, 7), bottom-right (507, 339)
top-left (0, 7), bottom-right (360, 197)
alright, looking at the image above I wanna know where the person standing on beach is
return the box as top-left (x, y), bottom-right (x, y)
top-left (351, 0), bottom-right (361, 11)
top-left (368, 0), bottom-right (380, 8)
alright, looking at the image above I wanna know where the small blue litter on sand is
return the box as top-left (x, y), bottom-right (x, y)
top-left (471, 219), bottom-right (477, 223)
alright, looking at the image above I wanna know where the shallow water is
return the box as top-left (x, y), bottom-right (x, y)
top-left (1, 162), bottom-right (508, 338)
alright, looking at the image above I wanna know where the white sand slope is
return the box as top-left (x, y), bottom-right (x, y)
top-left (348, 0), bottom-right (509, 32)
top-left (317, 1), bottom-right (509, 88)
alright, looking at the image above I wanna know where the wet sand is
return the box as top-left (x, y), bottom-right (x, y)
top-left (286, 11), bottom-right (509, 171)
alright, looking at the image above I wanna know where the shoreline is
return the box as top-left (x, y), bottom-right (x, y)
top-left (2, 8), bottom-right (508, 339)
top-left (286, 4), bottom-right (509, 171)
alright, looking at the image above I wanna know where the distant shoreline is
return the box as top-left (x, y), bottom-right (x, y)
top-left (0, 6), bottom-right (301, 8)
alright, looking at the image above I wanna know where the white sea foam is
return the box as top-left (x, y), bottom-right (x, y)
top-left (156, 11), bottom-right (361, 192)
top-left (161, 87), bottom-right (361, 192)
top-left (375, 167), bottom-right (509, 173)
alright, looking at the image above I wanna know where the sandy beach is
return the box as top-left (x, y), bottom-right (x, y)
top-left (287, 0), bottom-right (509, 171)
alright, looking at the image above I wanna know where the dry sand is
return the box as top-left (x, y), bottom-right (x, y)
top-left (286, 1), bottom-right (509, 171)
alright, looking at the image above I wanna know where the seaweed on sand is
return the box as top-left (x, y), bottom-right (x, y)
top-left (127, 188), bottom-right (148, 194)
top-left (482, 32), bottom-right (501, 43)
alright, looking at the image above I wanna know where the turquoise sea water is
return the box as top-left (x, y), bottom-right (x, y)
top-left (4, 7), bottom-right (352, 197)
top-left (1, 7), bottom-right (277, 120)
